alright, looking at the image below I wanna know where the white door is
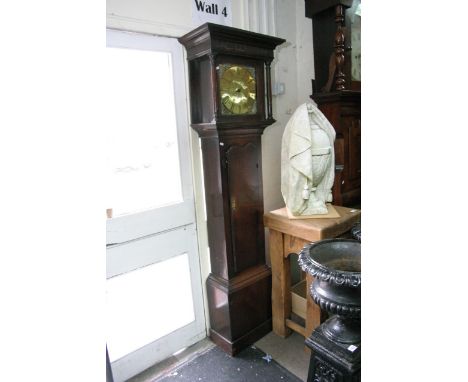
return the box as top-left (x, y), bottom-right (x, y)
top-left (105, 29), bottom-right (206, 382)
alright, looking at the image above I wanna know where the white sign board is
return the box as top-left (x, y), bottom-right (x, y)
top-left (192, 0), bottom-right (232, 27)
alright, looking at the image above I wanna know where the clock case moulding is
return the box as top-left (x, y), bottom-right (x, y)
top-left (179, 23), bottom-right (285, 355)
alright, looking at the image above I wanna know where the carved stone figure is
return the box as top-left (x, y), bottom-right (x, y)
top-left (281, 102), bottom-right (336, 215)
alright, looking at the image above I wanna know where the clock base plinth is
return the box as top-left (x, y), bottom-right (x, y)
top-left (206, 265), bottom-right (272, 356)
top-left (209, 319), bottom-right (272, 356)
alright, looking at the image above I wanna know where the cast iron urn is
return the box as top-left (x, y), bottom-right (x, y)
top-left (299, 238), bottom-right (360, 343)
top-left (299, 238), bottom-right (361, 381)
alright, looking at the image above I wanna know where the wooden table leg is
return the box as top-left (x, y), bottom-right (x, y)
top-left (270, 229), bottom-right (292, 337)
top-left (306, 273), bottom-right (321, 338)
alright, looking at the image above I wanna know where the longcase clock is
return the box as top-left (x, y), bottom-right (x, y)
top-left (179, 23), bottom-right (284, 355)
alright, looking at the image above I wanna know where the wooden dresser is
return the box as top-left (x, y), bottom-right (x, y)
top-left (305, 0), bottom-right (361, 207)
top-left (312, 91), bottom-right (360, 206)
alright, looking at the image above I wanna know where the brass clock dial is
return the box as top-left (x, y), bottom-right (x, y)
top-left (219, 65), bottom-right (256, 115)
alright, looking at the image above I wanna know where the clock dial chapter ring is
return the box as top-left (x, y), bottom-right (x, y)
top-left (220, 66), bottom-right (256, 115)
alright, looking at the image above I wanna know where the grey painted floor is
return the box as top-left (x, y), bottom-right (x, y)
top-left (255, 331), bottom-right (309, 382)
top-left (126, 331), bottom-right (309, 382)
top-left (127, 339), bottom-right (215, 382)
top-left (152, 344), bottom-right (302, 382)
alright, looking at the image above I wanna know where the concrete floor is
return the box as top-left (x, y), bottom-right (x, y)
top-left (255, 331), bottom-right (310, 382)
top-left (127, 331), bottom-right (309, 382)
top-left (127, 339), bottom-right (215, 382)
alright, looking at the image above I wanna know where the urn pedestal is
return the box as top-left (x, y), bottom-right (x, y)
top-left (305, 326), bottom-right (360, 381)
top-left (299, 238), bottom-right (361, 382)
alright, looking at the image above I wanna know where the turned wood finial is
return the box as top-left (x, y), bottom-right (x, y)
top-left (334, 4), bottom-right (346, 91)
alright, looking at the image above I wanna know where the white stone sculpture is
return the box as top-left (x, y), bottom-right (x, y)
top-left (281, 102), bottom-right (336, 216)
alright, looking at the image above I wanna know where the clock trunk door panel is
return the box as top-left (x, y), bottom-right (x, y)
top-left (224, 138), bottom-right (264, 275)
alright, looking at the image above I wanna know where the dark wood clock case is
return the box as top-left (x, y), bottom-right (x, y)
top-left (179, 23), bottom-right (284, 355)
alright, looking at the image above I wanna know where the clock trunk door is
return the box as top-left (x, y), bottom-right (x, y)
top-left (224, 137), bottom-right (265, 275)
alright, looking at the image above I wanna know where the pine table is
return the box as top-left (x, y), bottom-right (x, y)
top-left (264, 206), bottom-right (361, 339)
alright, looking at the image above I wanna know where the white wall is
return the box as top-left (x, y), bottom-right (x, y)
top-left (262, 0), bottom-right (314, 262)
top-left (107, 0), bottom-right (245, 36)
top-left (106, 0), bottom-right (314, 315)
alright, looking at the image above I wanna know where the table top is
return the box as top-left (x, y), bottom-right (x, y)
top-left (264, 206), bottom-right (361, 242)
